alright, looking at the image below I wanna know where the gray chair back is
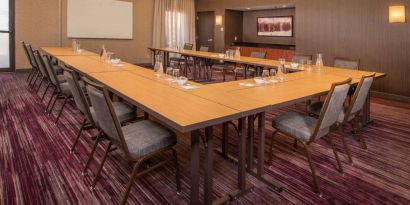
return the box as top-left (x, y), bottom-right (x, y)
top-left (311, 78), bottom-right (352, 142)
top-left (33, 50), bottom-right (49, 78)
top-left (292, 55), bottom-right (312, 63)
top-left (183, 43), bottom-right (194, 50)
top-left (27, 45), bottom-right (38, 68)
top-left (199, 45), bottom-right (210, 52)
top-left (334, 58), bottom-right (360, 70)
top-left (42, 54), bottom-right (62, 91)
top-left (250, 51), bottom-right (267, 59)
top-left (21, 42), bottom-right (34, 68)
top-left (346, 73), bottom-right (375, 118)
top-left (63, 69), bottom-right (95, 125)
top-left (83, 78), bottom-right (129, 154)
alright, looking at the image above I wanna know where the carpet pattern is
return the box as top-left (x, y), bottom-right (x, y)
top-left (0, 72), bottom-right (409, 205)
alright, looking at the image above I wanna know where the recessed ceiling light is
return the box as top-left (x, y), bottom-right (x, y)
top-left (246, 8), bottom-right (251, 10)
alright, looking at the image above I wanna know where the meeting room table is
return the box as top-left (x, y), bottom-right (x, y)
top-left (42, 47), bottom-right (385, 205)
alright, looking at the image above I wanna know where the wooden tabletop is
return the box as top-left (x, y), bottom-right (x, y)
top-left (44, 47), bottom-right (386, 133)
top-left (54, 56), bottom-right (137, 74)
top-left (88, 71), bottom-right (242, 132)
top-left (41, 47), bottom-right (98, 56)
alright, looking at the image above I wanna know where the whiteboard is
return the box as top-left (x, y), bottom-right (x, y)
top-left (67, 0), bottom-right (133, 39)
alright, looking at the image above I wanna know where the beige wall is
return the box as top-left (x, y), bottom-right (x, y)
top-left (15, 0), bottom-right (61, 69)
top-left (15, 0), bottom-right (155, 70)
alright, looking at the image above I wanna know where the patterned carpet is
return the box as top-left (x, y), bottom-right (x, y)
top-left (0, 72), bottom-right (409, 205)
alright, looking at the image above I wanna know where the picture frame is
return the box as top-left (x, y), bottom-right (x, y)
top-left (257, 16), bottom-right (293, 37)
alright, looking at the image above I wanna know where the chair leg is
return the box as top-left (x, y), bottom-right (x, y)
top-left (70, 119), bottom-right (87, 153)
top-left (90, 142), bottom-right (113, 190)
top-left (171, 148), bottom-right (181, 193)
top-left (302, 143), bottom-right (321, 195)
top-left (28, 70), bottom-right (38, 86)
top-left (268, 130), bottom-right (278, 166)
top-left (292, 139), bottom-right (298, 152)
top-left (355, 118), bottom-right (367, 149)
top-left (30, 72), bottom-right (41, 88)
top-left (120, 160), bottom-right (143, 205)
top-left (328, 134), bottom-right (344, 174)
top-left (82, 131), bottom-right (103, 176)
top-left (36, 78), bottom-right (45, 94)
top-left (55, 96), bottom-right (70, 123)
top-left (48, 93), bottom-right (60, 114)
top-left (40, 83), bottom-right (51, 102)
top-left (337, 124), bottom-right (353, 165)
top-left (26, 68), bottom-right (34, 81)
top-left (45, 89), bottom-right (57, 112)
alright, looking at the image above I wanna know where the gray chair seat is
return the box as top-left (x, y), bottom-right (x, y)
top-left (53, 65), bottom-right (63, 74)
top-left (307, 102), bottom-right (354, 123)
top-left (122, 120), bottom-right (176, 158)
top-left (57, 75), bottom-right (66, 83)
top-left (273, 112), bottom-right (329, 142)
top-left (90, 102), bottom-right (135, 125)
top-left (60, 80), bottom-right (84, 96)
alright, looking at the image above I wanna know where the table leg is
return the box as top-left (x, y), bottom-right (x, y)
top-left (204, 127), bottom-right (214, 205)
top-left (190, 130), bottom-right (200, 205)
top-left (257, 112), bottom-right (265, 176)
top-left (193, 57), bottom-right (197, 81)
top-left (248, 112), bottom-right (283, 192)
top-left (238, 117), bottom-right (246, 190)
top-left (222, 122), bottom-right (229, 158)
top-left (362, 94), bottom-right (371, 125)
top-left (247, 115), bottom-right (254, 172)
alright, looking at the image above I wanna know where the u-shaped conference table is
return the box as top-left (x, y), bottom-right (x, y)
top-left (41, 47), bottom-right (385, 205)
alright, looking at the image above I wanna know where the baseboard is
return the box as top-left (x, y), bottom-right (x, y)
top-left (15, 68), bottom-right (32, 73)
top-left (371, 91), bottom-right (410, 103)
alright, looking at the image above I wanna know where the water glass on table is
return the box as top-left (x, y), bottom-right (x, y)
top-left (166, 67), bottom-right (173, 81)
top-left (172, 69), bottom-right (180, 82)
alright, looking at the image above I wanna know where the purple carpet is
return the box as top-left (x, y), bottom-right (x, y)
top-left (0, 72), bottom-right (409, 204)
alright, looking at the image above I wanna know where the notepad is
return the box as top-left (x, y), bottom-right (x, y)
top-left (182, 84), bottom-right (199, 90)
top-left (239, 82), bottom-right (256, 87)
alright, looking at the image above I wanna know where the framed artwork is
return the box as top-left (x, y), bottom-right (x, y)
top-left (257, 16), bottom-right (293, 37)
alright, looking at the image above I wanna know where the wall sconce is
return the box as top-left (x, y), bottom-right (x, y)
top-left (389, 5), bottom-right (406, 23)
top-left (215, 15), bottom-right (223, 26)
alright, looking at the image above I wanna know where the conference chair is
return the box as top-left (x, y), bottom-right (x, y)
top-left (292, 54), bottom-right (312, 63)
top-left (62, 68), bottom-right (136, 154)
top-left (234, 51), bottom-right (267, 79)
top-left (41, 54), bottom-right (73, 123)
top-left (209, 49), bottom-right (238, 81)
top-left (31, 50), bottom-right (53, 95)
top-left (170, 43), bottom-right (194, 75)
top-left (334, 57), bottom-right (360, 70)
top-left (195, 45), bottom-right (211, 80)
top-left (82, 77), bottom-right (181, 205)
top-left (21, 42), bottom-right (37, 82)
top-left (269, 78), bottom-right (352, 195)
top-left (26, 45), bottom-right (41, 87)
top-left (307, 73), bottom-right (376, 150)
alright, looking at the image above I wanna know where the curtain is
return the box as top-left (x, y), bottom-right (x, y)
top-left (152, 0), bottom-right (196, 49)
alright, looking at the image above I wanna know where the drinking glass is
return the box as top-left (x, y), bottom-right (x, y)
top-left (261, 70), bottom-right (269, 82)
top-left (269, 69), bottom-right (277, 82)
top-left (172, 69), bottom-right (180, 81)
top-left (306, 60), bottom-right (313, 71)
top-left (166, 67), bottom-right (173, 81)
top-left (277, 58), bottom-right (286, 82)
top-left (106, 52), bottom-right (114, 63)
top-left (299, 59), bottom-right (306, 70)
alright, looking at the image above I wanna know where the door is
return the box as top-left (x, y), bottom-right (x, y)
top-left (0, 0), bottom-right (15, 72)
top-left (196, 11), bottom-right (215, 51)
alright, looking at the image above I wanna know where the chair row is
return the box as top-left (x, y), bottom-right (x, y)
top-left (21, 42), bottom-right (181, 205)
top-left (166, 43), bottom-right (360, 82)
